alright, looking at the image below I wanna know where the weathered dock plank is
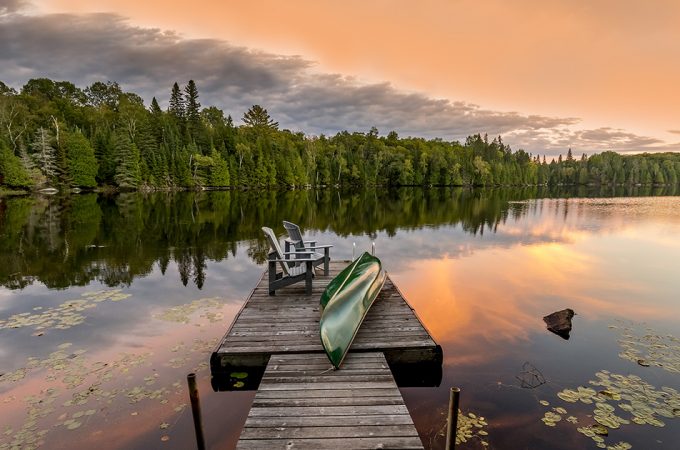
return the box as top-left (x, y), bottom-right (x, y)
top-left (237, 352), bottom-right (424, 449)
top-left (211, 261), bottom-right (441, 372)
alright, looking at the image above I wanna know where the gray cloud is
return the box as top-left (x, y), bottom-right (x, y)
top-left (0, 12), bottom-right (677, 156)
top-left (0, 0), bottom-right (27, 15)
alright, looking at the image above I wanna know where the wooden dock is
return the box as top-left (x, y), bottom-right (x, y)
top-left (211, 261), bottom-right (441, 371)
top-left (211, 261), bottom-right (441, 449)
top-left (237, 352), bottom-right (423, 449)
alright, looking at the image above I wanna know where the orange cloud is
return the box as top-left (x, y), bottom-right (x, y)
top-left (37, 0), bottom-right (680, 146)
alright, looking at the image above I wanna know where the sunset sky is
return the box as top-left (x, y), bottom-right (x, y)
top-left (2, 0), bottom-right (679, 156)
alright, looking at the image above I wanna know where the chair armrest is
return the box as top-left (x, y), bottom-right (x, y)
top-left (305, 244), bottom-right (333, 249)
top-left (284, 238), bottom-right (317, 245)
top-left (269, 257), bottom-right (317, 263)
top-left (282, 251), bottom-right (316, 256)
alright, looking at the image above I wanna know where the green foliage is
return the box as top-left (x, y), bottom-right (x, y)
top-left (0, 139), bottom-right (32, 187)
top-left (191, 152), bottom-right (214, 186)
top-left (242, 104), bottom-right (279, 132)
top-left (114, 131), bottom-right (141, 189)
top-left (184, 80), bottom-right (201, 140)
top-left (65, 130), bottom-right (98, 187)
top-left (85, 81), bottom-right (122, 109)
top-left (0, 81), bottom-right (17, 96)
top-left (209, 149), bottom-right (230, 186)
top-left (169, 82), bottom-right (184, 120)
top-left (30, 127), bottom-right (57, 182)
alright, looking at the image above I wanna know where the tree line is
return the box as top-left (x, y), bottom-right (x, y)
top-left (1, 78), bottom-right (679, 190)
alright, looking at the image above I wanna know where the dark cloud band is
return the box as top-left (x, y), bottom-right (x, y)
top-left (0, 11), bottom-right (676, 155)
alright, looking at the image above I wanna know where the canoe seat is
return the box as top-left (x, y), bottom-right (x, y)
top-left (262, 226), bottom-right (326, 296)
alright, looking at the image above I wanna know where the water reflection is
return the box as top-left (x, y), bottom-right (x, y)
top-left (1, 187), bottom-right (678, 291)
top-left (1, 188), bottom-right (680, 449)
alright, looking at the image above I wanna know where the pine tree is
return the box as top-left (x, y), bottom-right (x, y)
top-left (50, 116), bottom-right (71, 186)
top-left (114, 131), bottom-right (141, 188)
top-left (0, 139), bottom-right (32, 187)
top-left (169, 82), bottom-right (185, 120)
top-left (134, 122), bottom-right (158, 185)
top-left (93, 130), bottom-right (116, 185)
top-left (19, 144), bottom-right (39, 184)
top-left (150, 97), bottom-right (162, 115)
top-left (147, 97), bottom-right (164, 144)
top-left (65, 130), bottom-right (98, 187)
top-left (30, 127), bottom-right (57, 182)
top-left (242, 105), bottom-right (278, 131)
top-left (184, 80), bottom-right (201, 140)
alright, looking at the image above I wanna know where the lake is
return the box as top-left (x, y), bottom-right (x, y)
top-left (1, 187), bottom-right (679, 450)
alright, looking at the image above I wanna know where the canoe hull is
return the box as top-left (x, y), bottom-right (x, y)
top-left (319, 252), bottom-right (386, 368)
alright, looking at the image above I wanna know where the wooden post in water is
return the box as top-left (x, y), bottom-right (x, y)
top-left (445, 387), bottom-right (461, 450)
top-left (187, 373), bottom-right (206, 450)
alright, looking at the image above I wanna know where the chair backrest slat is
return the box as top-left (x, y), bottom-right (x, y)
top-left (283, 220), bottom-right (305, 250)
top-left (262, 227), bottom-right (290, 276)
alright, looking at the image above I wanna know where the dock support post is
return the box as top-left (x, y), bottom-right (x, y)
top-left (445, 387), bottom-right (461, 450)
top-left (187, 373), bottom-right (206, 450)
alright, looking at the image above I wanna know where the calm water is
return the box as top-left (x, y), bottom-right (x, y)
top-left (1, 188), bottom-right (679, 450)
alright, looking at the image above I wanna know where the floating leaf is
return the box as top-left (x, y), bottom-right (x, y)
top-left (611, 324), bottom-right (680, 374)
top-left (153, 297), bottom-right (224, 324)
top-left (230, 372), bottom-right (248, 379)
top-left (232, 381), bottom-right (245, 389)
top-left (0, 297), bottom-right (225, 450)
top-left (0, 290), bottom-right (134, 332)
top-left (606, 442), bottom-right (632, 450)
top-left (455, 409), bottom-right (489, 445)
top-left (598, 390), bottom-right (621, 400)
top-left (557, 390), bottom-right (578, 403)
top-left (66, 421), bottom-right (81, 430)
top-left (548, 363), bottom-right (680, 448)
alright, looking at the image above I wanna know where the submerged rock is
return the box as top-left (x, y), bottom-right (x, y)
top-left (543, 308), bottom-right (575, 339)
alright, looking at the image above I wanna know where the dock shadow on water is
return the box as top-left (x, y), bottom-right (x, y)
top-left (1, 187), bottom-right (680, 449)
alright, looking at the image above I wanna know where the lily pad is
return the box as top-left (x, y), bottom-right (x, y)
top-left (455, 409), bottom-right (489, 445)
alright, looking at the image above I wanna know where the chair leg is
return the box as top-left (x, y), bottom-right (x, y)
top-left (323, 248), bottom-right (330, 276)
top-left (268, 260), bottom-right (277, 296)
top-left (305, 261), bottom-right (313, 295)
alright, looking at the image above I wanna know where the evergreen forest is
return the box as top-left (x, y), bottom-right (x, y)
top-left (1, 78), bottom-right (680, 191)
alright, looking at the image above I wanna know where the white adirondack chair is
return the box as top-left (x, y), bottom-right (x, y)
top-left (262, 226), bottom-right (323, 295)
top-left (282, 220), bottom-right (332, 275)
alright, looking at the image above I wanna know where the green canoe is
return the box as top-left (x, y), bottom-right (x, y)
top-left (319, 252), bottom-right (386, 369)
